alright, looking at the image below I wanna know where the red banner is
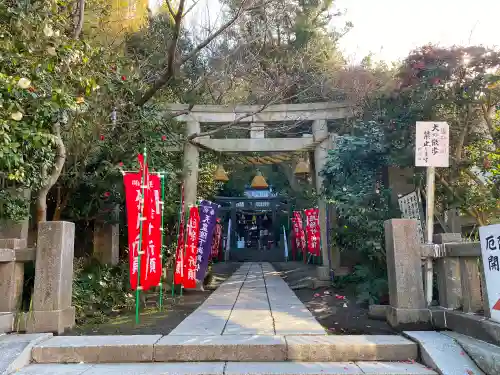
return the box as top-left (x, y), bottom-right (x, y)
top-left (123, 153), bottom-right (163, 291)
top-left (292, 211), bottom-right (306, 260)
top-left (124, 173), bottom-right (143, 290)
top-left (184, 206), bottom-right (199, 289)
top-left (174, 185), bottom-right (185, 285)
top-left (304, 208), bottom-right (320, 256)
top-left (210, 219), bottom-right (222, 259)
top-left (143, 174), bottom-right (162, 290)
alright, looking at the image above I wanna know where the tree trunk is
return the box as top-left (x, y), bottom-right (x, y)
top-left (36, 122), bottom-right (66, 224)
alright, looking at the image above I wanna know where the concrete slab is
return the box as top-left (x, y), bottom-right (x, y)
top-left (286, 335), bottom-right (417, 362)
top-left (0, 333), bottom-right (52, 374)
top-left (15, 363), bottom-right (93, 375)
top-left (272, 306), bottom-right (315, 318)
top-left (442, 331), bottom-right (500, 375)
top-left (269, 299), bottom-right (304, 307)
top-left (233, 303), bottom-right (270, 311)
top-left (223, 323), bottom-right (275, 335)
top-left (225, 309), bottom-right (273, 330)
top-left (31, 335), bottom-right (162, 363)
top-left (274, 317), bottom-right (326, 336)
top-left (83, 363), bottom-right (225, 375)
top-left (169, 319), bottom-right (226, 336)
top-left (154, 335), bottom-right (286, 361)
top-left (356, 362), bottom-right (437, 374)
top-left (224, 362), bottom-right (363, 374)
top-left (404, 331), bottom-right (485, 375)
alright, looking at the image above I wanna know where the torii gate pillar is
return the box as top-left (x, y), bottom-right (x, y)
top-left (183, 121), bottom-right (200, 210)
top-left (312, 119), bottom-right (332, 281)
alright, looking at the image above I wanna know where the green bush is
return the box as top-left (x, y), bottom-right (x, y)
top-left (72, 258), bottom-right (135, 324)
top-left (322, 121), bottom-right (398, 304)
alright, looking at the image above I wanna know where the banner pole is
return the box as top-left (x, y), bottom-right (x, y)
top-left (172, 185), bottom-right (184, 297)
top-left (159, 173), bottom-right (166, 310)
top-left (181, 208), bottom-right (191, 297)
top-left (135, 147), bottom-right (147, 324)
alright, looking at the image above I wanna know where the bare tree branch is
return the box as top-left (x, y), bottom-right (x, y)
top-left (183, 0), bottom-right (201, 17)
top-left (73, 0), bottom-right (85, 39)
top-left (165, 0), bottom-right (176, 18)
top-left (135, 0), bottom-right (255, 106)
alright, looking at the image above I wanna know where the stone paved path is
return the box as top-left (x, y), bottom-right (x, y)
top-left (169, 262), bottom-right (326, 336)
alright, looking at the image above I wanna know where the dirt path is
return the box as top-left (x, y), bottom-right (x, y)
top-left (272, 261), bottom-right (395, 335)
top-left (66, 262), bottom-right (241, 335)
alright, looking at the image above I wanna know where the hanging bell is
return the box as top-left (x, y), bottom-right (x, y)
top-left (214, 164), bottom-right (229, 182)
top-left (250, 170), bottom-right (268, 189)
top-left (294, 158), bottom-right (310, 175)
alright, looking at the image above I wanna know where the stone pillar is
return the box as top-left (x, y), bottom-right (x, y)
top-left (384, 219), bottom-right (430, 329)
top-left (434, 233), bottom-right (462, 309)
top-left (27, 221), bottom-right (75, 334)
top-left (0, 239), bottom-right (25, 314)
top-left (183, 121), bottom-right (200, 210)
top-left (93, 221), bottom-right (119, 266)
top-left (445, 208), bottom-right (461, 233)
top-left (312, 119), bottom-right (330, 280)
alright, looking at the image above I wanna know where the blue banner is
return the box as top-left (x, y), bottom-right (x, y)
top-left (196, 200), bottom-right (219, 281)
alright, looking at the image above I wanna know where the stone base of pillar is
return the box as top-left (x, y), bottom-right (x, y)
top-left (0, 261), bottom-right (24, 312)
top-left (93, 222), bottom-right (119, 266)
top-left (386, 306), bottom-right (432, 330)
top-left (26, 306), bottom-right (75, 334)
top-left (316, 266), bottom-right (330, 281)
top-left (0, 312), bottom-right (14, 333)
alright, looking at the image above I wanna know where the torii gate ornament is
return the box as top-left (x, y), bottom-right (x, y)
top-left (165, 102), bottom-right (351, 281)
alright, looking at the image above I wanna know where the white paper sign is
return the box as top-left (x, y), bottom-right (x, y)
top-left (415, 121), bottom-right (449, 167)
top-left (398, 191), bottom-right (425, 243)
top-left (479, 223), bottom-right (500, 323)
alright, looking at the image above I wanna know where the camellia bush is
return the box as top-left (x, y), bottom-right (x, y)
top-left (321, 122), bottom-right (399, 304)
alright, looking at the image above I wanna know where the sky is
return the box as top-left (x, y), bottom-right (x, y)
top-left (150, 0), bottom-right (500, 63)
top-left (335, 0), bottom-right (500, 63)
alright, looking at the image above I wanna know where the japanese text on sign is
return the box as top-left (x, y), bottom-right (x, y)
top-left (479, 223), bottom-right (500, 323)
top-left (415, 122), bottom-right (449, 167)
top-left (398, 191), bottom-right (425, 243)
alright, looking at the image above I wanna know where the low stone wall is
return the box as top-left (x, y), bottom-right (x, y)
top-left (383, 218), bottom-right (500, 345)
top-left (0, 221), bottom-right (76, 334)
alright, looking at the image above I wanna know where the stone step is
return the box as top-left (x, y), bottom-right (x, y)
top-left (15, 361), bottom-right (438, 375)
top-left (31, 334), bottom-right (418, 364)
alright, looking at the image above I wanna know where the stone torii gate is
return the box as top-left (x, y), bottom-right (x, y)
top-left (167, 102), bottom-right (351, 280)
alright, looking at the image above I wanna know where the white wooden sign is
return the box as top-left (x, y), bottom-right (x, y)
top-left (415, 121), bottom-right (449, 167)
top-left (398, 191), bottom-right (425, 243)
top-left (479, 223), bottom-right (500, 323)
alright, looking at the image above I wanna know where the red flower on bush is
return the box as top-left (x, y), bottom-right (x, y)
top-left (100, 135), bottom-right (104, 140)
top-left (119, 162), bottom-right (124, 167)
top-left (103, 192), bottom-right (110, 198)
top-left (121, 75), bottom-right (126, 81)
top-left (161, 135), bottom-right (167, 141)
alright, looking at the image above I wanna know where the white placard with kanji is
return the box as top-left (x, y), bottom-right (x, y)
top-left (398, 191), bottom-right (425, 243)
top-left (415, 121), bottom-right (449, 167)
top-left (479, 223), bottom-right (500, 323)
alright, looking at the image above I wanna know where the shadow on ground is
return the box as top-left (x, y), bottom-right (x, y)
top-left (272, 261), bottom-right (395, 335)
top-left (66, 262), bottom-right (241, 336)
